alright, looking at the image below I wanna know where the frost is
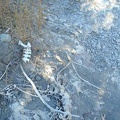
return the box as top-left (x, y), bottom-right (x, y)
top-left (42, 65), bottom-right (54, 79)
top-left (9, 102), bottom-right (31, 120)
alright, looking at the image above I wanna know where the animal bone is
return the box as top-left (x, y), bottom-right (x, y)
top-left (18, 40), bottom-right (32, 62)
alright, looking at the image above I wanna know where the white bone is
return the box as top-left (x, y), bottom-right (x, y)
top-left (27, 42), bottom-right (31, 48)
top-left (18, 40), bottom-right (28, 48)
top-left (23, 54), bottom-right (31, 58)
top-left (18, 40), bottom-right (32, 63)
top-left (22, 57), bottom-right (30, 62)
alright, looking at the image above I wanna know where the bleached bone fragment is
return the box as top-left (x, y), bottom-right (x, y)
top-left (18, 40), bottom-right (32, 62)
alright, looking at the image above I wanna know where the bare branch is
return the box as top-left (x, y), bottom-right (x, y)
top-left (66, 51), bottom-right (101, 90)
top-left (20, 64), bottom-right (80, 118)
top-left (71, 63), bottom-right (101, 90)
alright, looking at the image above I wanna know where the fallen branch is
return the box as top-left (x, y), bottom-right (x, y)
top-left (66, 52), bottom-right (101, 90)
top-left (20, 64), bottom-right (80, 118)
top-left (71, 63), bottom-right (101, 90)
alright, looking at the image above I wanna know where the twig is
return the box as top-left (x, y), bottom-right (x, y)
top-left (101, 114), bottom-right (106, 120)
top-left (11, 69), bottom-right (24, 78)
top-left (72, 63), bottom-right (101, 90)
top-left (4, 28), bottom-right (11, 33)
top-left (66, 51), bottom-right (101, 90)
top-left (0, 62), bottom-right (11, 81)
top-left (20, 64), bottom-right (80, 118)
top-left (16, 86), bottom-right (38, 97)
top-left (66, 51), bottom-right (90, 69)
top-left (56, 62), bottom-right (71, 82)
top-left (71, 60), bottom-right (90, 70)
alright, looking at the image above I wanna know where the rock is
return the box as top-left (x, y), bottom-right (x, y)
top-left (0, 34), bottom-right (13, 63)
top-left (0, 34), bottom-right (12, 43)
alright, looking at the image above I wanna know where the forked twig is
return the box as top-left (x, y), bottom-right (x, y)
top-left (0, 62), bottom-right (11, 81)
top-left (71, 63), bottom-right (101, 90)
top-left (20, 64), bottom-right (80, 118)
top-left (56, 62), bottom-right (71, 82)
top-left (101, 114), bottom-right (106, 120)
top-left (71, 60), bottom-right (90, 70)
top-left (66, 52), bottom-right (101, 90)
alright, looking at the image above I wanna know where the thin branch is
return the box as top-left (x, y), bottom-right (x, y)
top-left (11, 69), bottom-right (24, 78)
top-left (66, 51), bottom-right (90, 70)
top-left (71, 63), bottom-right (101, 90)
top-left (66, 51), bottom-right (101, 90)
top-left (20, 64), bottom-right (80, 118)
top-left (4, 28), bottom-right (11, 33)
top-left (0, 62), bottom-right (11, 81)
top-left (101, 114), bottom-right (106, 120)
top-left (16, 86), bottom-right (38, 97)
top-left (71, 60), bottom-right (90, 70)
top-left (56, 62), bottom-right (71, 82)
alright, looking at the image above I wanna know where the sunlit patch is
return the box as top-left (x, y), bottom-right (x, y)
top-left (9, 102), bottom-right (30, 120)
top-left (102, 12), bottom-right (115, 30)
top-left (19, 99), bottom-right (26, 106)
top-left (98, 88), bottom-right (105, 96)
top-left (87, 0), bottom-right (109, 12)
top-left (81, 0), bottom-right (119, 32)
top-left (81, 0), bottom-right (118, 12)
top-left (55, 54), bottom-right (64, 64)
top-left (42, 64), bottom-right (54, 79)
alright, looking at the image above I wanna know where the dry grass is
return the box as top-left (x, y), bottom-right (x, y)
top-left (0, 0), bottom-right (13, 29)
top-left (0, 0), bottom-right (43, 41)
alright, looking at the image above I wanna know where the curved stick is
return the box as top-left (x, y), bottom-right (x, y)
top-left (20, 64), bottom-right (80, 118)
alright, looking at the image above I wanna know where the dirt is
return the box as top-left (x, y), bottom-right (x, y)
top-left (0, 0), bottom-right (120, 120)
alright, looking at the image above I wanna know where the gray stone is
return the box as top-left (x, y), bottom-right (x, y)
top-left (0, 34), bottom-right (13, 63)
top-left (35, 75), bottom-right (42, 81)
top-left (0, 34), bottom-right (12, 43)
